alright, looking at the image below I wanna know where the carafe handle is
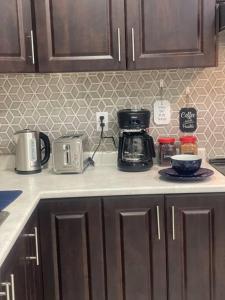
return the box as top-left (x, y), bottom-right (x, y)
top-left (40, 132), bottom-right (51, 165)
top-left (148, 135), bottom-right (156, 158)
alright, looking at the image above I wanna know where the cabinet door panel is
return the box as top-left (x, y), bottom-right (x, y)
top-left (39, 198), bottom-right (105, 300)
top-left (24, 211), bottom-right (43, 300)
top-left (104, 195), bottom-right (167, 300)
top-left (0, 0), bottom-right (35, 72)
top-left (166, 193), bottom-right (225, 300)
top-left (0, 234), bottom-right (27, 300)
top-left (34, 0), bottom-right (126, 72)
top-left (126, 0), bottom-right (217, 69)
top-left (55, 213), bottom-right (91, 300)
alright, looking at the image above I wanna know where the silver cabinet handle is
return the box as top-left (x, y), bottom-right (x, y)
top-left (10, 275), bottom-right (15, 300)
top-left (24, 227), bottom-right (40, 266)
top-left (0, 282), bottom-right (10, 300)
top-left (156, 206), bottom-right (161, 240)
top-left (28, 30), bottom-right (35, 65)
top-left (34, 227), bottom-right (40, 266)
top-left (216, 3), bottom-right (220, 34)
top-left (131, 27), bottom-right (135, 62)
top-left (30, 30), bottom-right (35, 65)
top-left (117, 28), bottom-right (121, 62)
top-left (172, 206), bottom-right (175, 240)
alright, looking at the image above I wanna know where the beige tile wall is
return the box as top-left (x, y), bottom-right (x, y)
top-left (1, 33), bottom-right (225, 158)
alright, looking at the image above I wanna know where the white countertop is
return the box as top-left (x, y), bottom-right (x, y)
top-left (0, 152), bottom-right (225, 267)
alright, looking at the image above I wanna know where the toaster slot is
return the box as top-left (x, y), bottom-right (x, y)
top-left (63, 144), bottom-right (71, 165)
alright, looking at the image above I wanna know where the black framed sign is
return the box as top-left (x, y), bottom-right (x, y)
top-left (179, 107), bottom-right (197, 132)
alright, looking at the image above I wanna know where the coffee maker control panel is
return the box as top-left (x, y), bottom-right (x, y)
top-left (117, 109), bottom-right (150, 130)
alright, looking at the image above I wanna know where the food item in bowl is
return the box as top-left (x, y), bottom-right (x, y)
top-left (171, 154), bottom-right (202, 174)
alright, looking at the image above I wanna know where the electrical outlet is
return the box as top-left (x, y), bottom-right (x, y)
top-left (96, 112), bottom-right (108, 131)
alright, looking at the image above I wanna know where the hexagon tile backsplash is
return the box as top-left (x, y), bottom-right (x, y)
top-left (1, 33), bottom-right (225, 158)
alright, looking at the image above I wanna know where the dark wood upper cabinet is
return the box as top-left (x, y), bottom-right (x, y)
top-left (34, 0), bottom-right (126, 72)
top-left (126, 0), bottom-right (217, 69)
top-left (0, 0), bottom-right (219, 72)
top-left (38, 197), bottom-right (106, 300)
top-left (0, 0), bottom-right (35, 72)
top-left (166, 193), bottom-right (225, 300)
top-left (103, 195), bottom-right (167, 300)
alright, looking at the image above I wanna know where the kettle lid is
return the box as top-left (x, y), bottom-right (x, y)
top-left (14, 128), bottom-right (37, 135)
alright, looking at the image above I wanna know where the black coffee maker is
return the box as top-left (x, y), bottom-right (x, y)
top-left (117, 109), bottom-right (155, 172)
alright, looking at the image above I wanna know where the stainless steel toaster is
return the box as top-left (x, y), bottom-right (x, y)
top-left (52, 134), bottom-right (89, 174)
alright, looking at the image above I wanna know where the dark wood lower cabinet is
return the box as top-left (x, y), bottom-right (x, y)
top-left (166, 193), bottom-right (225, 300)
top-left (23, 211), bottom-right (43, 300)
top-left (0, 209), bottom-right (42, 300)
top-left (103, 195), bottom-right (167, 300)
top-left (27, 193), bottom-right (225, 300)
top-left (0, 234), bottom-right (27, 300)
top-left (2, 193), bottom-right (225, 300)
top-left (38, 197), bottom-right (106, 300)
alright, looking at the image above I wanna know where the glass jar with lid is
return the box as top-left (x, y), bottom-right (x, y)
top-left (180, 136), bottom-right (198, 155)
top-left (158, 137), bottom-right (176, 166)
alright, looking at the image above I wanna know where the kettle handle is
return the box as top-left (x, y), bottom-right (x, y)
top-left (40, 132), bottom-right (51, 166)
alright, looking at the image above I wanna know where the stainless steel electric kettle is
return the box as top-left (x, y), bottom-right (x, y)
top-left (14, 129), bottom-right (51, 174)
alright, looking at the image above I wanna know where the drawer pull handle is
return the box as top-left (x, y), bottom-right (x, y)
top-left (0, 282), bottom-right (11, 300)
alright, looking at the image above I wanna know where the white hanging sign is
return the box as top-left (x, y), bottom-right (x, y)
top-left (154, 100), bottom-right (171, 125)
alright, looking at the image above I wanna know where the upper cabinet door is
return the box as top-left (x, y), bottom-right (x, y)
top-left (34, 0), bottom-right (126, 72)
top-left (0, 0), bottom-right (35, 72)
top-left (126, 0), bottom-right (217, 70)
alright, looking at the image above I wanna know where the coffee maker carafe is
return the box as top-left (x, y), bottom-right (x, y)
top-left (117, 109), bottom-right (155, 172)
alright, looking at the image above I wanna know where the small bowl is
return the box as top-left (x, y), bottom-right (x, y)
top-left (171, 154), bottom-right (202, 175)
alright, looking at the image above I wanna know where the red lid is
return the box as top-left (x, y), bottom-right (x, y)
top-left (180, 136), bottom-right (197, 143)
top-left (158, 137), bottom-right (176, 144)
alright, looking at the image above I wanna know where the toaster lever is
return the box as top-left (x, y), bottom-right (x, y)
top-left (63, 144), bottom-right (71, 165)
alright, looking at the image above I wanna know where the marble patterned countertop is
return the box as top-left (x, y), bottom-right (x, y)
top-left (0, 152), bottom-right (225, 267)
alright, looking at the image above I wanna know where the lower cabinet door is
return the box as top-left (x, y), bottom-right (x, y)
top-left (166, 193), bottom-right (225, 300)
top-left (39, 197), bottom-right (106, 300)
top-left (23, 210), bottom-right (43, 300)
top-left (104, 195), bottom-right (167, 300)
top-left (0, 234), bottom-right (27, 300)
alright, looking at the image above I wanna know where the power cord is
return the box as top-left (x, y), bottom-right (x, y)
top-left (91, 116), bottom-right (104, 160)
top-left (90, 116), bottom-right (117, 164)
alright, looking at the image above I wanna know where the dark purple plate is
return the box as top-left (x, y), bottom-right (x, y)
top-left (158, 168), bottom-right (214, 181)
